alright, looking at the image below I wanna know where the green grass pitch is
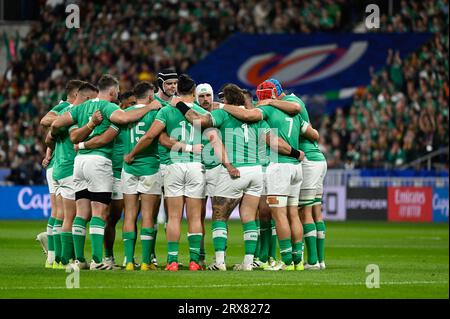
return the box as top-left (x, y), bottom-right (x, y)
top-left (0, 220), bottom-right (448, 299)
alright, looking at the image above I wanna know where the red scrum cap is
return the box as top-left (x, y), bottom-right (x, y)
top-left (256, 81), bottom-right (277, 101)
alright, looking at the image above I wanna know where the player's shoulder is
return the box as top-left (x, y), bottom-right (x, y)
top-left (211, 108), bottom-right (227, 118)
top-left (157, 104), bottom-right (173, 115)
top-left (259, 104), bottom-right (274, 112)
top-left (51, 100), bottom-right (69, 112)
top-left (58, 104), bottom-right (74, 115)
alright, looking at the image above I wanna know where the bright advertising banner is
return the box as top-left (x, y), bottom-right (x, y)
top-left (188, 33), bottom-right (432, 113)
top-left (0, 186), bottom-right (51, 219)
top-left (388, 187), bottom-right (433, 222)
top-left (433, 187), bottom-right (449, 223)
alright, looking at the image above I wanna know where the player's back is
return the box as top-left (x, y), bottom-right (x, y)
top-left (258, 104), bottom-right (302, 164)
top-left (211, 109), bottom-right (268, 167)
top-left (69, 98), bottom-right (120, 158)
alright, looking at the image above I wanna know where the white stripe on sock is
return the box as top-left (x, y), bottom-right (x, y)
top-left (89, 227), bottom-right (105, 235)
top-left (244, 232), bottom-right (258, 241)
top-left (212, 229), bottom-right (227, 239)
top-left (304, 230), bottom-right (317, 237)
top-left (72, 226), bottom-right (86, 236)
top-left (317, 231), bottom-right (325, 239)
top-left (187, 233), bottom-right (203, 237)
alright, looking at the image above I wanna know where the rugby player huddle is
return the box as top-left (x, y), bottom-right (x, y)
top-left (36, 69), bottom-right (327, 272)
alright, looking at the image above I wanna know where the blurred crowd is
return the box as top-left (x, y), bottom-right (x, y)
top-left (320, 33), bottom-right (449, 169)
top-left (376, 0), bottom-right (448, 33)
top-left (0, 0), bottom-right (448, 184)
top-left (319, 0), bottom-right (449, 169)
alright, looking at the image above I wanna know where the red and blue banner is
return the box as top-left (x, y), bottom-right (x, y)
top-left (188, 33), bottom-right (432, 113)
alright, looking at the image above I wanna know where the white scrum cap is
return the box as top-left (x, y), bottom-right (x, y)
top-left (195, 83), bottom-right (214, 103)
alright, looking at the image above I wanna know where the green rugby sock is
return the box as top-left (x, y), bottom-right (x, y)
top-left (259, 221), bottom-right (271, 263)
top-left (292, 241), bottom-right (304, 265)
top-left (47, 217), bottom-right (56, 262)
top-left (200, 247), bottom-right (206, 262)
top-left (316, 221), bottom-right (326, 263)
top-left (304, 223), bottom-right (318, 265)
top-left (123, 231), bottom-right (136, 265)
top-left (188, 233), bottom-right (202, 263)
top-left (167, 241), bottom-right (179, 263)
top-left (60, 231), bottom-right (74, 265)
top-left (278, 238), bottom-right (293, 265)
top-left (53, 219), bottom-right (63, 263)
top-left (212, 221), bottom-right (227, 264)
top-left (72, 217), bottom-right (87, 263)
top-left (89, 217), bottom-right (105, 263)
top-left (254, 220), bottom-right (261, 259)
top-left (269, 219), bottom-right (278, 260)
top-left (141, 228), bottom-right (154, 264)
top-left (243, 221), bottom-right (258, 265)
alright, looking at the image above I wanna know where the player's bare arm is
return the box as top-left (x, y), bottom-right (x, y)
top-left (205, 129), bottom-right (240, 178)
top-left (301, 123), bottom-right (320, 142)
top-left (222, 104), bottom-right (263, 122)
top-left (185, 109), bottom-right (213, 128)
top-left (257, 99), bottom-right (301, 115)
top-left (40, 111), bottom-right (59, 128)
top-left (265, 131), bottom-right (305, 162)
top-left (158, 131), bottom-right (203, 154)
top-left (50, 111), bottom-right (75, 136)
top-left (124, 119), bottom-right (166, 163)
top-left (41, 147), bottom-right (53, 168)
top-left (74, 126), bottom-right (119, 151)
top-left (109, 101), bottom-right (160, 125)
top-left (69, 110), bottom-right (103, 144)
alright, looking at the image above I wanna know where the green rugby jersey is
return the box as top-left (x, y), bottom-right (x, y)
top-left (211, 109), bottom-right (270, 168)
top-left (154, 95), bottom-right (173, 165)
top-left (155, 103), bottom-right (206, 164)
top-left (52, 105), bottom-right (76, 180)
top-left (47, 100), bottom-right (70, 169)
top-left (257, 105), bottom-right (305, 164)
top-left (283, 94), bottom-right (325, 162)
top-left (69, 98), bottom-right (120, 160)
top-left (201, 128), bottom-right (221, 170)
top-left (123, 104), bottom-right (160, 176)
top-left (111, 128), bottom-right (125, 179)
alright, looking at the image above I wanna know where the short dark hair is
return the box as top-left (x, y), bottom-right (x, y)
top-left (133, 82), bottom-right (155, 99)
top-left (119, 91), bottom-right (135, 103)
top-left (78, 82), bottom-right (99, 94)
top-left (241, 89), bottom-right (253, 100)
top-left (177, 74), bottom-right (196, 95)
top-left (97, 74), bottom-right (119, 91)
top-left (223, 84), bottom-right (245, 105)
top-left (66, 80), bottom-right (84, 95)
